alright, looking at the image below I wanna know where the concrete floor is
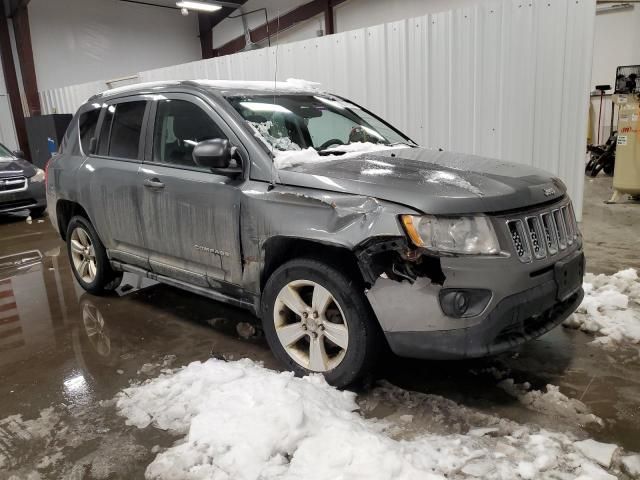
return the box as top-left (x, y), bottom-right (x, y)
top-left (0, 175), bottom-right (638, 478)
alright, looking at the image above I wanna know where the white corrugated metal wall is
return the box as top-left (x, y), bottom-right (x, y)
top-left (39, 0), bottom-right (595, 218)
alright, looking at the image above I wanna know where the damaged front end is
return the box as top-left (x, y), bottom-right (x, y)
top-left (354, 236), bottom-right (465, 333)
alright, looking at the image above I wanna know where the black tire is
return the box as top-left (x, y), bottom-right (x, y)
top-left (261, 258), bottom-right (381, 388)
top-left (66, 215), bottom-right (122, 295)
top-left (30, 206), bottom-right (47, 218)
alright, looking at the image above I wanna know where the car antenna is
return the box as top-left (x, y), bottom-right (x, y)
top-left (268, 9), bottom-right (281, 192)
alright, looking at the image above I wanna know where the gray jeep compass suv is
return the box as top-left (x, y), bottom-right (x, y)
top-left (47, 80), bottom-right (584, 387)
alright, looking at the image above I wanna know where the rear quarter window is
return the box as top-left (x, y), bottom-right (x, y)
top-left (79, 108), bottom-right (101, 155)
top-left (96, 101), bottom-right (147, 159)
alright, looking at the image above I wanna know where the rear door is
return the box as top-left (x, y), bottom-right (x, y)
top-left (139, 93), bottom-right (244, 290)
top-left (79, 97), bottom-right (150, 269)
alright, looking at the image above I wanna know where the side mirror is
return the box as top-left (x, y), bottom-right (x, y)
top-left (13, 150), bottom-right (25, 159)
top-left (193, 139), bottom-right (242, 177)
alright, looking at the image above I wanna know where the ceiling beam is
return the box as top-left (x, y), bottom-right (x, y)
top-left (213, 0), bottom-right (347, 57)
top-left (198, 0), bottom-right (248, 59)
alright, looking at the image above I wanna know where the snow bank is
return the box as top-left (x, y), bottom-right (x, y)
top-left (116, 358), bottom-right (620, 480)
top-left (574, 439), bottom-right (619, 468)
top-left (497, 379), bottom-right (603, 426)
top-left (564, 269), bottom-right (640, 347)
top-left (273, 142), bottom-right (406, 169)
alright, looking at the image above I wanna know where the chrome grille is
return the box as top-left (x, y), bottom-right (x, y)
top-left (506, 202), bottom-right (579, 262)
top-left (0, 176), bottom-right (27, 193)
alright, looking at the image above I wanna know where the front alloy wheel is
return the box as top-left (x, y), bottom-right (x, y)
top-left (261, 258), bottom-right (381, 388)
top-left (70, 227), bottom-right (97, 283)
top-left (274, 280), bottom-right (349, 372)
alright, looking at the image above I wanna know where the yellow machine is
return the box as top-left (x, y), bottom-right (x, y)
top-left (609, 93), bottom-right (640, 202)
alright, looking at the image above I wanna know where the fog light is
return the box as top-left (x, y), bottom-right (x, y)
top-left (439, 289), bottom-right (492, 318)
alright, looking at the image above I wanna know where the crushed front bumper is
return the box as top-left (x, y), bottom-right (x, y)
top-left (365, 241), bottom-right (585, 359)
top-left (383, 281), bottom-right (583, 359)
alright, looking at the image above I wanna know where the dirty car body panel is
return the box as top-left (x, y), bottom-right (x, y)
top-left (47, 80), bottom-right (584, 363)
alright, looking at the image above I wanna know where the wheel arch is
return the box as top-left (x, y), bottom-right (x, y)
top-left (261, 236), bottom-right (364, 291)
top-left (56, 199), bottom-right (91, 241)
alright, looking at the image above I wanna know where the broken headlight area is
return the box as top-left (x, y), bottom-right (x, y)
top-left (400, 214), bottom-right (500, 255)
top-left (355, 237), bottom-right (445, 287)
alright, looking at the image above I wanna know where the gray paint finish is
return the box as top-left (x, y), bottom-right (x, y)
top-left (47, 81), bottom-right (584, 360)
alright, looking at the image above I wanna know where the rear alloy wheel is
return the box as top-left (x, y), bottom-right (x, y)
top-left (262, 258), bottom-right (380, 388)
top-left (66, 216), bottom-right (122, 295)
top-left (70, 227), bottom-right (98, 284)
top-left (274, 280), bottom-right (349, 372)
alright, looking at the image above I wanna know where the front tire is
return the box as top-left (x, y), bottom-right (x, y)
top-left (66, 216), bottom-right (122, 295)
top-left (261, 258), bottom-right (380, 388)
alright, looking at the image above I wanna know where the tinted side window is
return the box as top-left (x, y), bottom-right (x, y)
top-left (96, 105), bottom-right (115, 156)
top-left (109, 101), bottom-right (146, 159)
top-left (153, 99), bottom-right (226, 168)
top-left (79, 108), bottom-right (100, 155)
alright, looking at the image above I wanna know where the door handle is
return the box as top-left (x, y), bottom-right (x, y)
top-left (144, 178), bottom-right (165, 190)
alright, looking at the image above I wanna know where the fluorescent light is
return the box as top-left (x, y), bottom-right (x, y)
top-left (176, 1), bottom-right (222, 12)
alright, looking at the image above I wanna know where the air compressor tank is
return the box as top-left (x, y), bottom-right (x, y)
top-left (609, 94), bottom-right (640, 201)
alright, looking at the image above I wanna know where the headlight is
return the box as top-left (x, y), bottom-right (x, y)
top-left (401, 214), bottom-right (500, 255)
top-left (30, 168), bottom-right (45, 182)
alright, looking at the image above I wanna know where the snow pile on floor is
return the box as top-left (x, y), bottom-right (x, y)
top-left (273, 142), bottom-right (407, 169)
top-left (116, 358), bottom-right (620, 480)
top-left (497, 379), bottom-right (603, 426)
top-left (564, 268), bottom-right (640, 347)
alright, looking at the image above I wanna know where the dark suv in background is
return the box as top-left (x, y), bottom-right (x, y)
top-left (0, 142), bottom-right (46, 217)
top-left (47, 80), bottom-right (584, 387)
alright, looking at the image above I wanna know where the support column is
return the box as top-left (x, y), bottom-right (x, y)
top-left (0, 1), bottom-right (30, 158)
top-left (198, 13), bottom-right (214, 59)
top-left (324, 0), bottom-right (334, 35)
top-left (12, 3), bottom-right (40, 116)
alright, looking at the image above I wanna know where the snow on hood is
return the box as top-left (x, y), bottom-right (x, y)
top-left (101, 78), bottom-right (322, 98)
top-left (116, 358), bottom-right (623, 480)
top-left (564, 268), bottom-right (640, 348)
top-left (273, 142), bottom-right (407, 169)
top-left (194, 78), bottom-right (322, 92)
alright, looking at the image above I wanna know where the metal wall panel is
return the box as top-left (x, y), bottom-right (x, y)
top-left (38, 0), bottom-right (595, 218)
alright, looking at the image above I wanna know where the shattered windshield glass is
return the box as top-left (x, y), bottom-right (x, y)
top-left (227, 94), bottom-right (415, 154)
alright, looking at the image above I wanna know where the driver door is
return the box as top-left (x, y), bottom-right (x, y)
top-left (139, 93), bottom-right (244, 290)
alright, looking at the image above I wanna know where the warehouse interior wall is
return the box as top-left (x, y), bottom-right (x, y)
top-left (27, 0), bottom-right (201, 92)
top-left (211, 0), bottom-right (483, 49)
top-left (589, 4), bottom-right (640, 143)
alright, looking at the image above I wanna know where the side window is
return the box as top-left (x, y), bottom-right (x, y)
top-left (79, 108), bottom-right (100, 155)
top-left (96, 105), bottom-right (115, 156)
top-left (153, 99), bottom-right (226, 167)
top-left (109, 101), bottom-right (147, 159)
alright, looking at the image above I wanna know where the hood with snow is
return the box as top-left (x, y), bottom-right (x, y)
top-left (275, 146), bottom-right (566, 215)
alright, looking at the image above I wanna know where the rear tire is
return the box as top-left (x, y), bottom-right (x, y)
top-left (66, 216), bottom-right (122, 295)
top-left (261, 258), bottom-right (380, 388)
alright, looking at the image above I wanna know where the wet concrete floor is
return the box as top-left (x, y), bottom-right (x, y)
top-left (0, 175), bottom-right (638, 478)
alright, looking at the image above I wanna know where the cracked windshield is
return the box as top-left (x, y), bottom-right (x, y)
top-left (228, 94), bottom-right (415, 154)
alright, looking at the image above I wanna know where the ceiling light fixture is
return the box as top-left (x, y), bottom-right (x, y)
top-left (175, 1), bottom-right (222, 12)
